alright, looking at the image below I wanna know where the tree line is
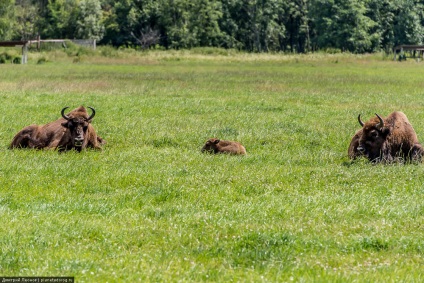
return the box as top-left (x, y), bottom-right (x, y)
top-left (1, 0), bottom-right (423, 53)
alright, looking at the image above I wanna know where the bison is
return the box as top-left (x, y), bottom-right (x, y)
top-left (10, 106), bottom-right (106, 152)
top-left (201, 138), bottom-right (246, 155)
top-left (349, 111), bottom-right (423, 163)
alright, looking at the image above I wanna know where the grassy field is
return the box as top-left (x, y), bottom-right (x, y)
top-left (0, 49), bottom-right (423, 282)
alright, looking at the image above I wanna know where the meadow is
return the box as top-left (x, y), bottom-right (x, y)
top-left (0, 49), bottom-right (423, 282)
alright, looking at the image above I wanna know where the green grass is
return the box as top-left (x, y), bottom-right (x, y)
top-left (0, 50), bottom-right (423, 282)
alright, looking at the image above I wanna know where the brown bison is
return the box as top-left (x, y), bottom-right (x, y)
top-left (349, 111), bottom-right (423, 162)
top-left (10, 106), bottom-right (106, 152)
top-left (201, 138), bottom-right (246, 155)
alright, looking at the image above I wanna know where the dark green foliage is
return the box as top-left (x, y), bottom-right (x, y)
top-left (358, 237), bottom-right (389, 251)
top-left (12, 56), bottom-right (21, 64)
top-left (310, 0), bottom-right (379, 53)
top-left (2, 0), bottom-right (424, 52)
top-left (39, 0), bottom-right (67, 38)
top-left (0, 0), bottom-right (15, 40)
top-left (37, 57), bottom-right (48, 64)
top-left (0, 51), bottom-right (17, 64)
top-left (0, 53), bottom-right (7, 63)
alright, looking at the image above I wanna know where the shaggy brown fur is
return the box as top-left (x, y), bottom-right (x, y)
top-left (10, 106), bottom-right (106, 152)
top-left (348, 128), bottom-right (363, 159)
top-left (201, 138), bottom-right (246, 155)
top-left (351, 111), bottom-right (423, 162)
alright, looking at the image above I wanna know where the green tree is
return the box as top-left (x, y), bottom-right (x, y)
top-left (133, 0), bottom-right (161, 48)
top-left (14, 0), bottom-right (39, 40)
top-left (366, 0), bottom-right (396, 51)
top-left (39, 0), bottom-right (80, 39)
top-left (187, 0), bottom-right (224, 47)
top-left (76, 0), bottom-right (105, 40)
top-left (157, 0), bottom-right (194, 48)
top-left (0, 0), bottom-right (15, 40)
top-left (157, 0), bottom-right (224, 48)
top-left (285, 0), bottom-right (310, 52)
top-left (221, 0), bottom-right (286, 52)
top-left (367, 0), bottom-right (424, 51)
top-left (393, 0), bottom-right (424, 46)
top-left (8, 0), bottom-right (424, 53)
top-left (310, 0), bottom-right (378, 53)
top-left (101, 0), bottom-right (140, 46)
top-left (259, 0), bottom-right (287, 52)
top-left (219, 0), bottom-right (242, 49)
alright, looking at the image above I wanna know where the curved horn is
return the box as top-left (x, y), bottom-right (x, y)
top-left (375, 113), bottom-right (384, 129)
top-left (86, 106), bottom-right (96, 121)
top-left (61, 107), bottom-right (70, 120)
top-left (358, 114), bottom-right (364, 127)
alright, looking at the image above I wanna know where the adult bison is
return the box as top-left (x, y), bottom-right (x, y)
top-left (10, 106), bottom-right (106, 152)
top-left (201, 138), bottom-right (246, 155)
top-left (349, 111), bottom-right (423, 163)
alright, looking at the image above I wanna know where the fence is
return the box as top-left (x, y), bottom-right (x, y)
top-left (70, 39), bottom-right (96, 49)
top-left (0, 38), bottom-right (97, 64)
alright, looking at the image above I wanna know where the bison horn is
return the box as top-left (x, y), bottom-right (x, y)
top-left (375, 113), bottom-right (384, 129)
top-left (61, 107), bottom-right (70, 120)
top-left (86, 106), bottom-right (96, 121)
top-left (358, 114), bottom-right (364, 127)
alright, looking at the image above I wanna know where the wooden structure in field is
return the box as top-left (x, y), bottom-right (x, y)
top-left (393, 45), bottom-right (424, 61)
top-left (0, 37), bottom-right (96, 64)
top-left (0, 41), bottom-right (29, 63)
top-left (0, 39), bottom-right (65, 64)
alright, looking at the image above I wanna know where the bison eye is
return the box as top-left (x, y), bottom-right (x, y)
top-left (364, 130), bottom-right (379, 142)
top-left (83, 126), bottom-right (88, 132)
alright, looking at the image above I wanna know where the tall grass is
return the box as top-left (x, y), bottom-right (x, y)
top-left (0, 51), bottom-right (423, 282)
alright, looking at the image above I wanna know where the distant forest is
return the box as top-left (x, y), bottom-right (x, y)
top-left (1, 0), bottom-right (424, 53)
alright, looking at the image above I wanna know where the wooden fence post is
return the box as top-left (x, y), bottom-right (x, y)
top-left (21, 42), bottom-right (28, 64)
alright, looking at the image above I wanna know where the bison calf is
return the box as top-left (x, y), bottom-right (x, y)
top-left (201, 138), bottom-right (246, 155)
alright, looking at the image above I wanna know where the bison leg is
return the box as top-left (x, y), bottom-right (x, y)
top-left (97, 136), bottom-right (106, 145)
top-left (85, 127), bottom-right (105, 150)
top-left (9, 133), bottom-right (32, 148)
top-left (9, 125), bottom-right (38, 149)
top-left (410, 143), bottom-right (424, 162)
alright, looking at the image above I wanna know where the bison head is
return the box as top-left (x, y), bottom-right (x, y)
top-left (61, 106), bottom-right (95, 150)
top-left (201, 138), bottom-right (220, 153)
top-left (357, 113), bottom-right (390, 161)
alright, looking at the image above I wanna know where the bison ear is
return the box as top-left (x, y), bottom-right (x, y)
top-left (381, 127), bottom-right (390, 135)
top-left (61, 121), bottom-right (70, 128)
top-left (214, 139), bottom-right (220, 144)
